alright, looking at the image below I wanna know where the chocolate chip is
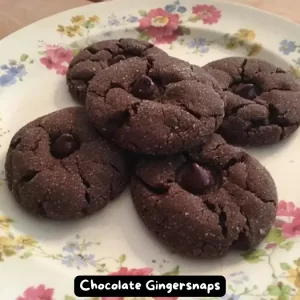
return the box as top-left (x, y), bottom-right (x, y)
top-left (231, 83), bottom-right (261, 100)
top-left (177, 162), bottom-right (215, 194)
top-left (51, 134), bottom-right (79, 158)
top-left (131, 75), bottom-right (156, 99)
top-left (110, 54), bottom-right (126, 65)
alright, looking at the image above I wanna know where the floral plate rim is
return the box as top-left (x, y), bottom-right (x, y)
top-left (2, 0), bottom-right (300, 45)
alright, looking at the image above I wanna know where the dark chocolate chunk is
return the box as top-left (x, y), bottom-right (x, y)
top-left (131, 75), bottom-right (156, 99)
top-left (177, 163), bottom-right (214, 194)
top-left (51, 134), bottom-right (79, 158)
top-left (231, 83), bottom-right (261, 100)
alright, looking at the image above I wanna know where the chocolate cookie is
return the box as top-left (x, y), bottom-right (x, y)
top-left (204, 57), bottom-right (300, 145)
top-left (86, 55), bottom-right (225, 155)
top-left (5, 107), bottom-right (129, 220)
top-left (130, 134), bottom-right (278, 258)
top-left (67, 38), bottom-right (168, 103)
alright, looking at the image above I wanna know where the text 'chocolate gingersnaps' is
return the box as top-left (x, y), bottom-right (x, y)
top-left (204, 57), bottom-right (300, 146)
top-left (5, 107), bottom-right (129, 220)
top-left (130, 134), bottom-right (278, 258)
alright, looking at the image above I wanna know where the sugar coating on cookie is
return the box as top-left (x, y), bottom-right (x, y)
top-left (204, 57), bottom-right (300, 145)
top-left (67, 38), bottom-right (168, 103)
top-left (86, 55), bottom-right (225, 155)
top-left (5, 107), bottom-right (129, 220)
top-left (130, 134), bottom-right (278, 258)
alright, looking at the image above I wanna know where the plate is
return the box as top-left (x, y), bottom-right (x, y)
top-left (1, 0), bottom-right (300, 299)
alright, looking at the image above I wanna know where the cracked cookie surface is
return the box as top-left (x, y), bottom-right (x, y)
top-left (86, 55), bottom-right (225, 155)
top-left (204, 57), bottom-right (300, 146)
top-left (130, 134), bottom-right (278, 258)
top-left (5, 107), bottom-right (129, 220)
top-left (67, 38), bottom-right (168, 104)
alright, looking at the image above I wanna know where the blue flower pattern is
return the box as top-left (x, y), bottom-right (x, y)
top-left (187, 37), bottom-right (209, 53)
top-left (295, 57), bottom-right (300, 66)
top-left (61, 253), bottom-right (96, 269)
top-left (62, 241), bottom-right (81, 253)
top-left (103, 31), bottom-right (113, 37)
top-left (0, 63), bottom-right (27, 87)
top-left (177, 6), bottom-right (187, 13)
top-left (278, 40), bottom-right (300, 77)
top-left (108, 18), bottom-right (121, 26)
top-left (127, 16), bottom-right (139, 23)
top-left (279, 40), bottom-right (296, 55)
top-left (228, 271), bottom-right (249, 285)
top-left (165, 1), bottom-right (187, 14)
top-left (61, 239), bottom-right (97, 269)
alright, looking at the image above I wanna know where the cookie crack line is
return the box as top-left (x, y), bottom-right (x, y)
top-left (161, 109), bottom-right (185, 149)
top-left (74, 158), bottom-right (112, 215)
top-left (203, 200), bottom-right (228, 238)
top-left (224, 156), bottom-right (276, 205)
top-left (10, 136), bottom-right (22, 149)
top-left (224, 178), bottom-right (276, 245)
top-left (13, 136), bottom-right (50, 187)
top-left (9, 124), bottom-right (46, 151)
top-left (175, 101), bottom-right (223, 124)
top-left (223, 98), bottom-right (298, 136)
top-left (243, 122), bottom-right (283, 142)
top-left (221, 186), bottom-right (251, 246)
top-left (86, 40), bottom-right (127, 56)
top-left (37, 188), bottom-right (51, 217)
top-left (83, 40), bottom-right (154, 71)
top-left (73, 157), bottom-right (92, 207)
top-left (243, 167), bottom-right (276, 206)
top-left (240, 58), bottom-right (248, 82)
top-left (133, 175), bottom-right (171, 195)
top-left (18, 170), bottom-right (39, 187)
top-left (107, 162), bottom-right (121, 174)
top-left (185, 138), bottom-right (226, 159)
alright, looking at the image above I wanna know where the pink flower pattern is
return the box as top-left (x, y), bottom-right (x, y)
top-left (277, 200), bottom-right (300, 218)
top-left (276, 200), bottom-right (300, 238)
top-left (17, 284), bottom-right (54, 300)
top-left (109, 267), bottom-right (153, 276)
top-left (17, 273), bottom-right (179, 300)
top-left (139, 8), bottom-right (180, 44)
top-left (282, 218), bottom-right (300, 238)
top-left (192, 5), bottom-right (221, 24)
top-left (265, 243), bottom-right (277, 249)
top-left (40, 45), bottom-right (73, 75)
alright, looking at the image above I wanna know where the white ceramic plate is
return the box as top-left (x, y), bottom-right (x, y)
top-left (1, 0), bottom-right (300, 299)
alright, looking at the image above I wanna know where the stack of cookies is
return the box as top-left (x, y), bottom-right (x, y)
top-left (6, 38), bottom-right (300, 258)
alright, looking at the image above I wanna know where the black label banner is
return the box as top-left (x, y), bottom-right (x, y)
top-left (74, 275), bottom-right (226, 297)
